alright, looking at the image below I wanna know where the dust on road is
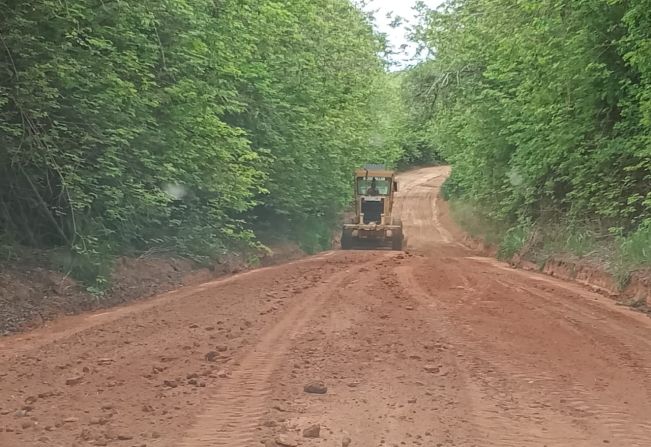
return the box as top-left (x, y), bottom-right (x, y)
top-left (2, 166), bottom-right (651, 447)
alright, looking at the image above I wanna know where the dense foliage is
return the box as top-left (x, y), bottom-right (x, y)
top-left (405, 0), bottom-right (650, 267)
top-left (0, 0), bottom-right (400, 281)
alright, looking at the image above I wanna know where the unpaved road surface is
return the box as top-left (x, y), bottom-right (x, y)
top-left (2, 166), bottom-right (651, 447)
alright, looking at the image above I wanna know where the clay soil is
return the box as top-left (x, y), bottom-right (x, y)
top-left (2, 167), bottom-right (651, 447)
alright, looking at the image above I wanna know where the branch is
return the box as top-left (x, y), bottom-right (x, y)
top-left (0, 31), bottom-right (19, 81)
top-left (19, 165), bottom-right (71, 245)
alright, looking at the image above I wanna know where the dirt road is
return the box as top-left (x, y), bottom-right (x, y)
top-left (2, 166), bottom-right (651, 447)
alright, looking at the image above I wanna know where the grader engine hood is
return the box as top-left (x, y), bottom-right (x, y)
top-left (360, 196), bottom-right (384, 224)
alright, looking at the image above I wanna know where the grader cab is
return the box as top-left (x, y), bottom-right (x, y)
top-left (341, 166), bottom-right (404, 250)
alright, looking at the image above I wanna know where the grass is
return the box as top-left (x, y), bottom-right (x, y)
top-left (610, 221), bottom-right (651, 288)
top-left (447, 198), bottom-right (650, 290)
top-left (617, 221), bottom-right (651, 266)
top-left (497, 224), bottom-right (533, 261)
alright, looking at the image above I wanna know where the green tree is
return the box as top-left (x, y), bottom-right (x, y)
top-left (404, 0), bottom-right (650, 227)
top-left (0, 0), bottom-right (400, 279)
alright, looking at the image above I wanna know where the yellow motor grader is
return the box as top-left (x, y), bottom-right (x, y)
top-left (341, 166), bottom-right (403, 250)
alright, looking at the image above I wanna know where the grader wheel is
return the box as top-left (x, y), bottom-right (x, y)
top-left (341, 228), bottom-right (354, 250)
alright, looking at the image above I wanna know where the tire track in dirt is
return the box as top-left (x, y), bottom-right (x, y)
top-left (395, 261), bottom-right (616, 446)
top-left (393, 262), bottom-right (540, 447)
top-left (178, 256), bottom-right (389, 447)
top-left (488, 275), bottom-right (651, 446)
top-left (0, 252), bottom-right (364, 447)
top-left (396, 253), bottom-right (651, 446)
top-left (253, 254), bottom-right (481, 446)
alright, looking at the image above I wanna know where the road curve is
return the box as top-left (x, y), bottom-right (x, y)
top-left (1, 166), bottom-right (651, 447)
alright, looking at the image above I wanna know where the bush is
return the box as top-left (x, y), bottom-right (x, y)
top-left (497, 224), bottom-right (532, 261)
top-left (617, 220), bottom-right (651, 268)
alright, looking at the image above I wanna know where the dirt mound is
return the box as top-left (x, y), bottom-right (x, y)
top-left (0, 256), bottom-right (217, 336)
top-left (532, 257), bottom-right (651, 308)
top-left (259, 243), bottom-right (305, 266)
top-left (107, 255), bottom-right (239, 305)
top-left (0, 266), bottom-right (90, 335)
top-left (0, 244), bottom-right (304, 336)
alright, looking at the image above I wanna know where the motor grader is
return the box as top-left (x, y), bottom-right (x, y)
top-left (341, 166), bottom-right (404, 250)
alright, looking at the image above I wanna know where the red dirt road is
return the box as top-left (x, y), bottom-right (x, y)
top-left (2, 166), bottom-right (651, 447)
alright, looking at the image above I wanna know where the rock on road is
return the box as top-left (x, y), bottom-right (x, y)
top-left (2, 166), bottom-right (651, 447)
